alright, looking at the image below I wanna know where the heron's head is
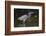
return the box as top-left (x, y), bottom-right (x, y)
top-left (28, 12), bottom-right (34, 15)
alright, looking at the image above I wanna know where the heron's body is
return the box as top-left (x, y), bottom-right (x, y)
top-left (17, 12), bottom-right (34, 27)
top-left (18, 15), bottom-right (29, 21)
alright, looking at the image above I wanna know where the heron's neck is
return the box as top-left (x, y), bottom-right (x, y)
top-left (28, 14), bottom-right (31, 17)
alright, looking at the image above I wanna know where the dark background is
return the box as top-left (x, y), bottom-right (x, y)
top-left (14, 8), bottom-right (39, 27)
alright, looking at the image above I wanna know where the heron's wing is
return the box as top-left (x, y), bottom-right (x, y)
top-left (18, 17), bottom-right (22, 20)
top-left (18, 15), bottom-right (28, 20)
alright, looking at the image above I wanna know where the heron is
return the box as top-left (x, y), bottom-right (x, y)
top-left (18, 12), bottom-right (34, 27)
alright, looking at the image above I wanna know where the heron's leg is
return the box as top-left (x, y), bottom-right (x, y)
top-left (23, 20), bottom-right (25, 27)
